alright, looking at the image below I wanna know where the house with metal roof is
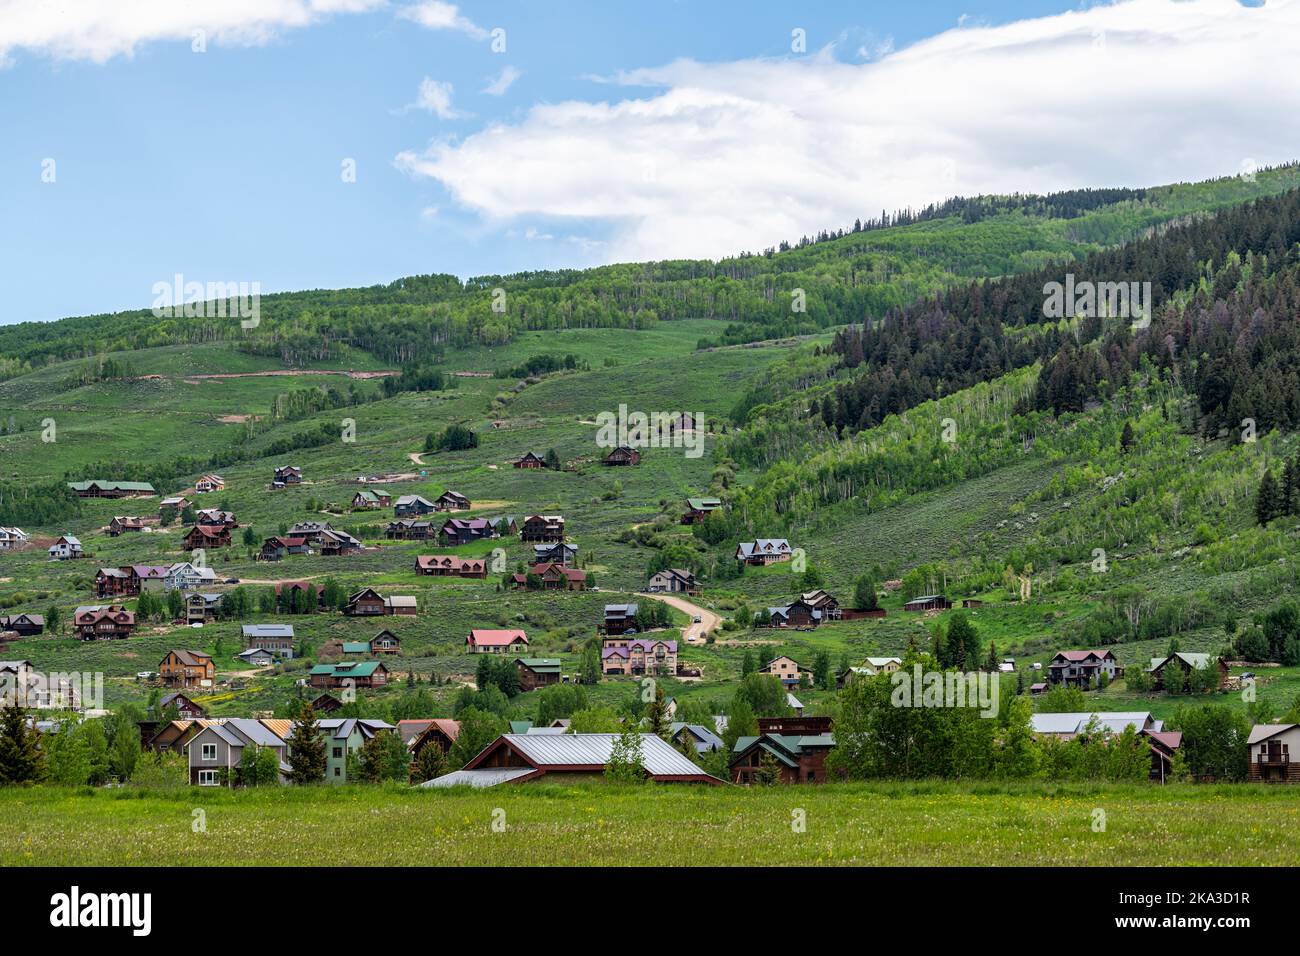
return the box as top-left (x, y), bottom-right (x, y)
top-left (515, 657), bottom-right (562, 692)
top-left (670, 722), bottom-right (725, 754)
top-left (466, 628), bottom-right (529, 654)
top-left (1147, 652), bottom-right (1228, 690)
top-left (734, 539), bottom-right (792, 565)
top-left (47, 535), bottom-right (84, 560)
top-left (1029, 712), bottom-right (1162, 737)
top-left (418, 733), bottom-right (721, 787)
top-left (319, 718), bottom-right (395, 783)
top-left (731, 731), bottom-right (836, 784)
top-left (242, 624), bottom-right (295, 658)
top-left (309, 661), bottom-right (390, 689)
top-left (187, 718), bottom-right (292, 786)
top-left (1247, 724), bottom-right (1300, 783)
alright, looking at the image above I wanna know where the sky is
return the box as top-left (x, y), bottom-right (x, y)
top-left (1, 0), bottom-right (1298, 324)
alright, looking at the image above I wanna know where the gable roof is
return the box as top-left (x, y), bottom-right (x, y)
top-left (468, 628), bottom-right (528, 646)
top-left (466, 733), bottom-right (717, 781)
top-left (1248, 723), bottom-right (1300, 745)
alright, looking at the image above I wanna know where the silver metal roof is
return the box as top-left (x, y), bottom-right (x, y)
top-left (419, 768), bottom-right (535, 788)
top-left (1030, 712), bottom-right (1155, 735)
top-left (503, 733), bottom-right (707, 777)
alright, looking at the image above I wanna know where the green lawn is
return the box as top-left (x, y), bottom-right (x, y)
top-left (1, 781), bottom-right (1296, 866)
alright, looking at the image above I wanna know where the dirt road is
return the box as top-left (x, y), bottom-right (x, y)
top-left (636, 591), bottom-right (720, 644)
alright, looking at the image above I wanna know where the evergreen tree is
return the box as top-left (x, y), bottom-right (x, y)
top-left (646, 683), bottom-right (671, 739)
top-left (1120, 420), bottom-right (1135, 453)
top-left (0, 702), bottom-right (45, 784)
top-left (412, 742), bottom-right (448, 783)
top-left (286, 704), bottom-right (326, 784)
top-left (1257, 469), bottom-right (1281, 525)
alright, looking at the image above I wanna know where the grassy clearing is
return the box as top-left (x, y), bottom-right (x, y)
top-left (1, 781), bottom-right (1296, 866)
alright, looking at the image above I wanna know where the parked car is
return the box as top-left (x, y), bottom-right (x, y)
top-left (693, 615), bottom-right (702, 623)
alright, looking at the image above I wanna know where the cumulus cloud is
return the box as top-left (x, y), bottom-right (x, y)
top-left (394, 1), bottom-right (486, 39)
top-left (395, 0), bottom-right (1300, 264)
top-left (408, 76), bottom-right (461, 118)
top-left (482, 64), bottom-right (521, 96)
top-left (0, 0), bottom-right (384, 64)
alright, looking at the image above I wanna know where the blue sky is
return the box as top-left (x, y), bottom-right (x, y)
top-left (1, 0), bottom-right (1296, 324)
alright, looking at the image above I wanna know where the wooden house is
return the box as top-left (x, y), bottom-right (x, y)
top-left (0, 614), bottom-right (44, 637)
top-left (406, 719), bottom-right (460, 761)
top-left (344, 588), bottom-right (387, 617)
top-left (730, 727), bottom-right (835, 784)
top-left (762, 600), bottom-right (823, 628)
top-left (0, 527), bottom-right (29, 551)
top-left (903, 595), bottom-right (952, 612)
top-left (67, 480), bottom-right (156, 498)
top-left (735, 539), bottom-right (792, 565)
top-left (395, 495), bottom-right (436, 517)
top-left (415, 554), bottom-right (488, 578)
top-left (513, 451), bottom-right (547, 469)
top-left (159, 496), bottom-right (191, 515)
top-left (438, 517), bottom-right (498, 547)
top-left (1147, 652), bottom-right (1228, 690)
top-left (272, 466), bottom-right (302, 485)
top-left (799, 589), bottom-right (842, 621)
top-left (759, 655), bottom-right (805, 687)
top-left (601, 638), bottom-right (676, 677)
top-left (681, 497), bottom-right (722, 525)
top-left (107, 516), bottom-right (147, 536)
top-left (309, 693), bottom-right (343, 714)
top-left (1248, 724), bottom-right (1300, 782)
top-left (434, 490), bottom-right (472, 511)
top-left (74, 605), bottom-right (135, 640)
top-left (95, 566), bottom-right (135, 598)
top-left (242, 624), bottom-right (295, 658)
top-left (195, 508), bottom-right (237, 529)
top-left (309, 661), bottom-right (389, 690)
top-left (159, 692), bottom-right (206, 718)
top-left (466, 629), bottom-right (529, 654)
top-left (385, 519), bottom-right (432, 540)
top-left (600, 446), bottom-right (640, 466)
top-left (510, 562), bottom-right (587, 590)
top-left (646, 568), bottom-right (697, 594)
top-left (259, 536), bottom-right (309, 561)
top-left (194, 474), bottom-right (225, 494)
top-left (515, 657), bottom-right (562, 692)
top-left (1046, 650), bottom-right (1122, 688)
top-left (185, 592), bottom-right (223, 624)
top-left (532, 542), bottom-right (578, 566)
top-left (159, 649), bottom-right (215, 689)
top-left (343, 630), bottom-right (401, 657)
top-left (520, 514), bottom-right (565, 543)
top-left (47, 535), bottom-right (84, 560)
top-left (318, 529), bottom-right (363, 556)
top-left (602, 603), bottom-right (639, 635)
top-left (183, 524), bottom-right (231, 549)
top-left (351, 489), bottom-right (392, 509)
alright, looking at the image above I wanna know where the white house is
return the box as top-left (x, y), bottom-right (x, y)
top-left (47, 535), bottom-right (84, 560)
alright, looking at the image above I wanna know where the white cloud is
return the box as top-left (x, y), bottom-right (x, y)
top-left (409, 77), bottom-right (461, 118)
top-left (482, 65), bottom-right (521, 96)
top-left (396, 0), bottom-right (1300, 264)
top-left (0, 0), bottom-right (384, 64)
top-left (395, 1), bottom-right (486, 40)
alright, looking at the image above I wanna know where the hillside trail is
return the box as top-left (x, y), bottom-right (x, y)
top-left (635, 591), bottom-right (719, 644)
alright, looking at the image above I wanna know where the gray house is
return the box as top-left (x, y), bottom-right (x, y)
top-left (242, 624), bottom-right (296, 658)
top-left (188, 719), bottom-right (291, 786)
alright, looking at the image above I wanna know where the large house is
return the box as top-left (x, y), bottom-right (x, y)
top-left (188, 718), bottom-right (292, 786)
top-left (601, 446), bottom-right (640, 466)
top-left (319, 529), bottom-right (363, 556)
top-left (344, 588), bottom-right (416, 617)
top-left (435, 490), bottom-right (472, 511)
top-left (74, 605), bottom-right (136, 640)
top-left (165, 562), bottom-right (217, 591)
top-left (646, 568), bottom-right (697, 594)
top-left (385, 519), bottom-right (433, 540)
top-left (759, 655), bottom-right (806, 687)
top-left (1047, 650), bottom-right (1122, 688)
top-left (395, 495), bottom-right (436, 517)
top-left (260, 536), bottom-right (310, 561)
top-left (512, 451), bottom-right (547, 469)
top-left (68, 480), bottom-right (157, 498)
top-left (1147, 652), bottom-right (1229, 690)
top-left (735, 539), bottom-right (792, 565)
top-left (799, 589), bottom-right (841, 621)
top-left (731, 717), bottom-right (836, 784)
top-left (272, 466), bottom-right (302, 486)
top-left (438, 517), bottom-right (499, 547)
top-left (510, 562), bottom-right (587, 590)
top-left (520, 514), bottom-right (565, 543)
top-left (1248, 724), bottom-right (1300, 783)
top-left (194, 474), bottom-right (225, 494)
top-left (602, 603), bottom-right (639, 635)
top-left (466, 629), bottom-right (529, 654)
top-left (182, 524), bottom-right (231, 550)
top-left (1030, 712), bottom-right (1182, 781)
top-left (159, 649), bottom-right (215, 689)
top-left (185, 592), bottom-right (223, 624)
top-left (351, 490), bottom-right (392, 509)
top-left (420, 733), bottom-right (718, 787)
top-left (48, 535), bottom-right (84, 560)
top-left (309, 661), bottom-right (390, 690)
top-left (107, 516), bottom-right (147, 536)
top-left (415, 555), bottom-right (488, 578)
top-left (601, 638), bottom-right (677, 677)
top-left (194, 508), bottom-right (238, 529)
top-left (343, 630), bottom-right (401, 656)
top-left (95, 566), bottom-right (135, 598)
top-left (0, 614), bottom-right (44, 637)
top-left (532, 542), bottom-right (579, 566)
top-left (515, 657), bottom-right (562, 692)
top-left (320, 718), bottom-right (396, 783)
top-left (762, 599), bottom-right (824, 629)
top-left (288, 521), bottom-right (334, 543)
top-left (242, 624), bottom-right (295, 658)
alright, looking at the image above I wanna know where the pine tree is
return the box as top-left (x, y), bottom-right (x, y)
top-left (0, 701), bottom-right (45, 784)
top-left (411, 742), bottom-right (448, 783)
top-left (286, 704), bottom-right (326, 784)
top-left (1256, 469), bottom-right (1280, 525)
top-left (1120, 420), bottom-right (1135, 453)
top-left (646, 683), bottom-right (671, 739)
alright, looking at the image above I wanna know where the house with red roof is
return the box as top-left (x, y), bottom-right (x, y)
top-left (1046, 649), bottom-right (1122, 688)
top-left (466, 629), bottom-right (529, 654)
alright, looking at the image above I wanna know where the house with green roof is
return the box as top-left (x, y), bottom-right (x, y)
top-left (309, 661), bottom-right (389, 690)
top-left (1147, 652), bottom-right (1228, 690)
top-left (730, 732), bottom-right (835, 785)
top-left (515, 657), bottom-right (562, 692)
top-left (342, 630), bottom-right (401, 657)
top-left (351, 489), bottom-right (392, 510)
top-left (68, 480), bottom-right (157, 499)
top-left (682, 497), bottom-right (723, 525)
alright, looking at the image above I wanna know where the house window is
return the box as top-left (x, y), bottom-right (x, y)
top-left (198, 770), bottom-right (218, 786)
top-left (333, 747), bottom-right (342, 759)
top-left (201, 743), bottom-right (217, 761)
top-left (334, 767), bottom-right (341, 777)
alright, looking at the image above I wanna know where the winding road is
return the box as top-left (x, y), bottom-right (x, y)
top-left (636, 591), bottom-right (720, 644)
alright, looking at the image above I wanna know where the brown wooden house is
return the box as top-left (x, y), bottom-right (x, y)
top-left (434, 490), bottom-right (472, 511)
top-left (159, 649), bottom-right (215, 689)
top-left (344, 587), bottom-right (387, 617)
top-left (515, 657), bottom-right (562, 692)
top-left (183, 524), bottom-right (232, 549)
top-left (511, 562), bottom-right (587, 590)
top-left (601, 446), bottom-right (640, 466)
top-left (107, 516), bottom-right (147, 536)
top-left (415, 554), bottom-right (488, 578)
top-left (520, 514), bottom-right (565, 543)
top-left (75, 605), bottom-right (136, 640)
top-left (513, 451), bottom-right (547, 468)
